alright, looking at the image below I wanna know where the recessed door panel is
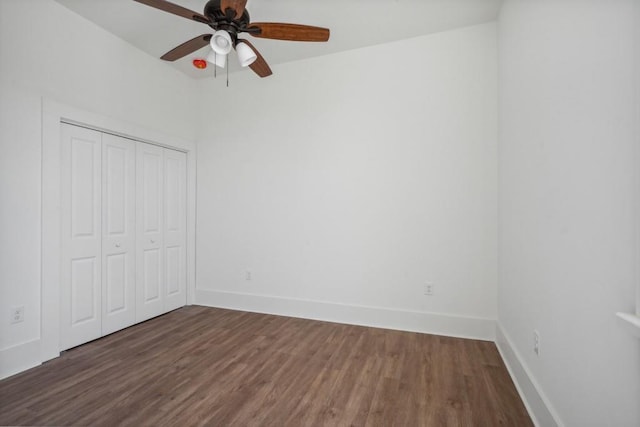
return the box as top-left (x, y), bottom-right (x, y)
top-left (166, 246), bottom-right (181, 296)
top-left (143, 248), bottom-right (161, 302)
top-left (143, 151), bottom-right (162, 234)
top-left (71, 257), bottom-right (98, 325)
top-left (165, 157), bottom-right (181, 232)
top-left (105, 145), bottom-right (127, 236)
top-left (71, 139), bottom-right (98, 239)
top-left (105, 253), bottom-right (126, 314)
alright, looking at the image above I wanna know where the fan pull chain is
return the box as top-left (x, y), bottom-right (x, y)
top-left (226, 62), bottom-right (229, 87)
top-left (214, 52), bottom-right (217, 79)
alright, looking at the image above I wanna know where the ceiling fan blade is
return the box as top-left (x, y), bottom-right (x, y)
top-left (134, 0), bottom-right (210, 24)
top-left (247, 23), bottom-right (330, 42)
top-left (237, 39), bottom-right (272, 78)
top-left (220, 0), bottom-right (247, 19)
top-left (161, 34), bottom-right (212, 61)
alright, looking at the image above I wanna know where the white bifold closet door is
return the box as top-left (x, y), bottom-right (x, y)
top-left (135, 142), bottom-right (187, 322)
top-left (60, 125), bottom-right (104, 350)
top-left (60, 123), bottom-right (186, 351)
top-left (101, 133), bottom-right (136, 335)
top-left (162, 148), bottom-right (188, 312)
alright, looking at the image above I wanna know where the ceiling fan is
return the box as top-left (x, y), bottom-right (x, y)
top-left (134, 0), bottom-right (330, 78)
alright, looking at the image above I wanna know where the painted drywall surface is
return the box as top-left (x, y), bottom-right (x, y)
top-left (498, 0), bottom-right (640, 425)
top-left (196, 24), bottom-right (498, 324)
top-left (0, 0), bottom-right (198, 352)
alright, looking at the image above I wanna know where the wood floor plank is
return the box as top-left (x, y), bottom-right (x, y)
top-left (0, 306), bottom-right (532, 426)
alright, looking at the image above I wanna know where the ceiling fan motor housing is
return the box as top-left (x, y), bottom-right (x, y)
top-left (204, 0), bottom-right (251, 39)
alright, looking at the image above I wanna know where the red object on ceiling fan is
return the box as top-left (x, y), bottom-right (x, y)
top-left (192, 58), bottom-right (208, 69)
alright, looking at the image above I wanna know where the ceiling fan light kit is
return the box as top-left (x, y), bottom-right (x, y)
top-left (210, 30), bottom-right (232, 55)
top-left (206, 50), bottom-right (226, 68)
top-left (134, 0), bottom-right (330, 79)
top-left (236, 41), bottom-right (257, 67)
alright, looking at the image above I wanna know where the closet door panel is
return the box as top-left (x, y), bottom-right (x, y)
top-left (70, 257), bottom-right (99, 325)
top-left (165, 246), bottom-right (181, 296)
top-left (136, 142), bottom-right (165, 321)
top-left (101, 134), bottom-right (136, 335)
top-left (143, 248), bottom-right (161, 300)
top-left (105, 254), bottom-right (126, 310)
top-left (163, 150), bottom-right (187, 311)
top-left (60, 124), bottom-right (102, 350)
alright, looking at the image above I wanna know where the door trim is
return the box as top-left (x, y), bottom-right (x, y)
top-left (41, 98), bottom-right (197, 362)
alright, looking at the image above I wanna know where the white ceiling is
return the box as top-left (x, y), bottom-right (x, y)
top-left (55, 0), bottom-right (503, 79)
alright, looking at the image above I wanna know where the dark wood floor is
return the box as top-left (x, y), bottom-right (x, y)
top-left (0, 306), bottom-right (532, 426)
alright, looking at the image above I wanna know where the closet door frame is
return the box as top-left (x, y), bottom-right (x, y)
top-left (41, 99), bottom-right (197, 362)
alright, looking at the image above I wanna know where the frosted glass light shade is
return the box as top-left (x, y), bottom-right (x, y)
top-left (206, 50), bottom-right (226, 68)
top-left (210, 30), bottom-right (232, 55)
top-left (236, 42), bottom-right (257, 67)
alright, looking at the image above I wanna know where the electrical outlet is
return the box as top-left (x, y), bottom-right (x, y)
top-left (424, 283), bottom-right (434, 296)
top-left (11, 306), bottom-right (24, 324)
top-left (533, 330), bottom-right (540, 356)
top-left (245, 270), bottom-right (252, 281)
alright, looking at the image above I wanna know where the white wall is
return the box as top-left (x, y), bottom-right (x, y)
top-left (0, 0), bottom-right (198, 376)
top-left (195, 23), bottom-right (498, 339)
top-left (4, 1), bottom-right (638, 423)
top-left (498, 0), bottom-right (640, 425)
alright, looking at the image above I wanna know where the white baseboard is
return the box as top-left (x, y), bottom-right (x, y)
top-left (495, 323), bottom-right (563, 427)
top-left (0, 339), bottom-right (42, 380)
top-left (195, 289), bottom-right (496, 341)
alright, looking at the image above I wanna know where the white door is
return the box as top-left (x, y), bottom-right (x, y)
top-left (163, 149), bottom-right (187, 311)
top-left (136, 142), bottom-right (165, 321)
top-left (60, 125), bottom-right (188, 349)
top-left (101, 134), bottom-right (136, 335)
top-left (60, 124), bottom-right (102, 350)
